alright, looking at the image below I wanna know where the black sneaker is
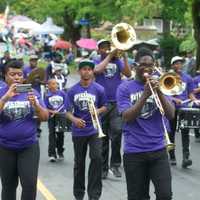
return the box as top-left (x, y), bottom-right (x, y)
top-left (182, 158), bottom-right (192, 168)
top-left (58, 153), bottom-right (64, 161)
top-left (102, 171), bottom-right (108, 179)
top-left (170, 158), bottom-right (177, 166)
top-left (49, 156), bottom-right (56, 162)
top-left (109, 166), bottom-right (122, 178)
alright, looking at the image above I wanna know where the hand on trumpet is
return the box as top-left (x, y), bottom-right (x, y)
top-left (108, 48), bottom-right (122, 59)
top-left (73, 117), bottom-right (86, 129)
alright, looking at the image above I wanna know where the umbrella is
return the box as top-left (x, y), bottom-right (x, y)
top-left (53, 40), bottom-right (72, 49)
top-left (76, 38), bottom-right (97, 50)
top-left (17, 38), bottom-right (32, 47)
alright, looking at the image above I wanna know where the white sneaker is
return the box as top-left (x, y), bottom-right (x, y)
top-left (49, 156), bottom-right (56, 162)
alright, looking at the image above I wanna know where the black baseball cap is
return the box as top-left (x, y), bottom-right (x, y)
top-left (78, 59), bottom-right (95, 69)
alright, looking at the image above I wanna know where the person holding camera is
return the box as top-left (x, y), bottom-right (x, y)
top-left (0, 60), bottom-right (49, 200)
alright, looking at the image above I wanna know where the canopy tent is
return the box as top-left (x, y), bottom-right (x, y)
top-left (8, 15), bottom-right (41, 31)
top-left (132, 39), bottom-right (159, 50)
top-left (33, 17), bottom-right (64, 35)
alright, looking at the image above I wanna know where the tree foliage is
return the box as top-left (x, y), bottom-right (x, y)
top-left (2, 0), bottom-right (200, 67)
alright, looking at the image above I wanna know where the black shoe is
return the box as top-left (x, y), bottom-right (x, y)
top-left (182, 158), bottom-right (192, 168)
top-left (170, 158), bottom-right (177, 166)
top-left (49, 156), bottom-right (56, 162)
top-left (58, 153), bottom-right (64, 161)
top-left (109, 166), bottom-right (122, 178)
top-left (74, 196), bottom-right (83, 200)
top-left (102, 171), bottom-right (108, 179)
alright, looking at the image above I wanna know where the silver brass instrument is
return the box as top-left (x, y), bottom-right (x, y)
top-left (87, 97), bottom-right (106, 138)
top-left (144, 71), bottom-right (175, 151)
top-left (108, 22), bottom-right (136, 57)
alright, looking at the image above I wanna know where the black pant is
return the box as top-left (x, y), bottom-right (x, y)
top-left (73, 134), bottom-right (102, 200)
top-left (123, 149), bottom-right (172, 200)
top-left (0, 142), bottom-right (40, 200)
top-left (48, 117), bottom-right (64, 157)
top-left (169, 109), bottom-right (191, 158)
top-left (101, 103), bottom-right (122, 172)
top-left (194, 128), bottom-right (200, 138)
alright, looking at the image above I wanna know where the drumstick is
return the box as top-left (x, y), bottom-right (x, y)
top-left (181, 99), bottom-right (191, 104)
top-left (50, 104), bottom-right (65, 118)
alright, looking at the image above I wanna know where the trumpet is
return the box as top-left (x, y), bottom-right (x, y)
top-left (87, 97), bottom-right (106, 138)
top-left (144, 71), bottom-right (176, 151)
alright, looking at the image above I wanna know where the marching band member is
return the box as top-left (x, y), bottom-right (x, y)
top-left (94, 39), bottom-right (131, 179)
top-left (192, 73), bottom-right (200, 142)
top-left (0, 60), bottom-right (48, 200)
top-left (116, 48), bottom-right (174, 200)
top-left (44, 79), bottom-right (67, 162)
top-left (23, 54), bottom-right (45, 137)
top-left (23, 54), bottom-right (42, 93)
top-left (169, 56), bottom-right (198, 167)
top-left (66, 60), bottom-right (107, 200)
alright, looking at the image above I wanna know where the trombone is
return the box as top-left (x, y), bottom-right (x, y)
top-left (87, 97), bottom-right (106, 138)
top-left (144, 69), bottom-right (181, 151)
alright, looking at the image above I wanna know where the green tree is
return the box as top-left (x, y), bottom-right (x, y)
top-left (192, 0), bottom-right (200, 70)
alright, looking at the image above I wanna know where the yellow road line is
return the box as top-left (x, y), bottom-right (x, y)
top-left (37, 179), bottom-right (57, 200)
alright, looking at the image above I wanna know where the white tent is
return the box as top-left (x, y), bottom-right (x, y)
top-left (9, 15), bottom-right (41, 31)
top-left (33, 17), bottom-right (64, 35)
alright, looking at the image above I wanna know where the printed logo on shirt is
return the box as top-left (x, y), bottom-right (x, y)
top-left (3, 101), bottom-right (31, 120)
top-left (74, 91), bottom-right (96, 111)
top-left (178, 82), bottom-right (186, 95)
top-left (49, 95), bottom-right (64, 109)
top-left (130, 91), bottom-right (157, 118)
top-left (104, 63), bottom-right (117, 78)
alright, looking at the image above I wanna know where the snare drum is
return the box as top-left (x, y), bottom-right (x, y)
top-left (54, 112), bottom-right (69, 132)
top-left (177, 107), bottom-right (200, 129)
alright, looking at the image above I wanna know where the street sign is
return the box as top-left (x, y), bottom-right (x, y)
top-left (79, 19), bottom-right (89, 25)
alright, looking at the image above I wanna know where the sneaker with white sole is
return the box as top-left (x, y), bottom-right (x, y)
top-left (109, 166), bottom-right (122, 178)
top-left (49, 156), bottom-right (56, 162)
top-left (58, 153), bottom-right (64, 161)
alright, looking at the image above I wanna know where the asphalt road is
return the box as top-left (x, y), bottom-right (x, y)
top-left (0, 74), bottom-right (200, 200)
top-left (35, 123), bottom-right (200, 200)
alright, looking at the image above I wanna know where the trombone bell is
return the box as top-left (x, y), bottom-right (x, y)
top-left (159, 72), bottom-right (184, 96)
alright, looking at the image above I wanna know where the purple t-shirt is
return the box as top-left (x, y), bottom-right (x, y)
top-left (23, 66), bottom-right (41, 93)
top-left (193, 75), bottom-right (200, 99)
top-left (0, 86), bottom-right (46, 149)
top-left (0, 80), bottom-right (7, 89)
top-left (44, 90), bottom-right (67, 112)
top-left (94, 57), bottom-right (124, 102)
top-left (116, 80), bottom-right (166, 153)
top-left (172, 72), bottom-right (194, 108)
top-left (66, 81), bottom-right (107, 137)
